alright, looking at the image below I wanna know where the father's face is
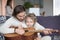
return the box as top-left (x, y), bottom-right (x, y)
top-left (16, 12), bottom-right (26, 22)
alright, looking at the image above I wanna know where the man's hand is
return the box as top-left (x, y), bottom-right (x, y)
top-left (15, 28), bottom-right (25, 35)
top-left (43, 28), bottom-right (53, 35)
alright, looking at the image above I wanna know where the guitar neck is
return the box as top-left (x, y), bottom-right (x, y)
top-left (29, 30), bottom-right (44, 33)
top-left (29, 29), bottom-right (60, 33)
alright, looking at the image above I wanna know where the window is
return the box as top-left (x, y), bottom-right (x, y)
top-left (24, 0), bottom-right (43, 8)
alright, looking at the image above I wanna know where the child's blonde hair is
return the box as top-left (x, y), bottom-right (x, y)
top-left (25, 13), bottom-right (37, 24)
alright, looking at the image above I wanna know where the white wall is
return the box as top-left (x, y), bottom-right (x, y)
top-left (53, 0), bottom-right (60, 16)
top-left (40, 0), bottom-right (53, 16)
top-left (14, 0), bottom-right (24, 7)
top-left (14, 0), bottom-right (53, 16)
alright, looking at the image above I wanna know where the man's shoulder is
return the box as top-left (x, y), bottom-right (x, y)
top-left (6, 17), bottom-right (16, 21)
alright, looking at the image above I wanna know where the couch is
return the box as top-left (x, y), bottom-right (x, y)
top-left (0, 16), bottom-right (60, 40)
top-left (37, 16), bottom-right (60, 37)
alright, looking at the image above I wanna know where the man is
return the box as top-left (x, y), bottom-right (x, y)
top-left (0, 5), bottom-right (51, 40)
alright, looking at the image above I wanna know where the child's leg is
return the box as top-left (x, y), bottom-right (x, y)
top-left (41, 36), bottom-right (51, 40)
top-left (34, 37), bottom-right (41, 40)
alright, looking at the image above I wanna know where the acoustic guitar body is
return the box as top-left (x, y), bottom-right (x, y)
top-left (4, 27), bottom-right (37, 40)
top-left (24, 27), bottom-right (35, 36)
top-left (4, 27), bottom-right (35, 37)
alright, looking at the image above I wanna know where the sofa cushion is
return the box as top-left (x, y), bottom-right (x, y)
top-left (37, 16), bottom-right (60, 30)
top-left (37, 16), bottom-right (60, 35)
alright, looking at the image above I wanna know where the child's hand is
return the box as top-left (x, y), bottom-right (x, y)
top-left (18, 25), bottom-right (23, 29)
top-left (15, 28), bottom-right (25, 35)
top-left (14, 25), bottom-right (25, 35)
top-left (18, 26), bottom-right (22, 29)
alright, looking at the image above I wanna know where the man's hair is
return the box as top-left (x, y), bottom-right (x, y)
top-left (12, 5), bottom-right (25, 17)
top-left (25, 13), bottom-right (37, 23)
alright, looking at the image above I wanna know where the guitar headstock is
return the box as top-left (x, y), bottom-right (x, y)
top-left (51, 29), bottom-right (60, 34)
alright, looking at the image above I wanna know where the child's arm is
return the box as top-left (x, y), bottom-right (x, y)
top-left (34, 37), bottom-right (41, 40)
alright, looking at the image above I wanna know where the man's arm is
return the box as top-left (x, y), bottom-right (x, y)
top-left (0, 18), bottom-right (15, 34)
top-left (0, 27), bottom-right (14, 34)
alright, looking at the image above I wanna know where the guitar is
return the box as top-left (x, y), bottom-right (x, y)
top-left (4, 27), bottom-right (60, 37)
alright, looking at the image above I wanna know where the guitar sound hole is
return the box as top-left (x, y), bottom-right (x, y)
top-left (25, 30), bottom-right (28, 32)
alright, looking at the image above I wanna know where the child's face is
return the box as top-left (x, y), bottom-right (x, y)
top-left (26, 17), bottom-right (34, 27)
